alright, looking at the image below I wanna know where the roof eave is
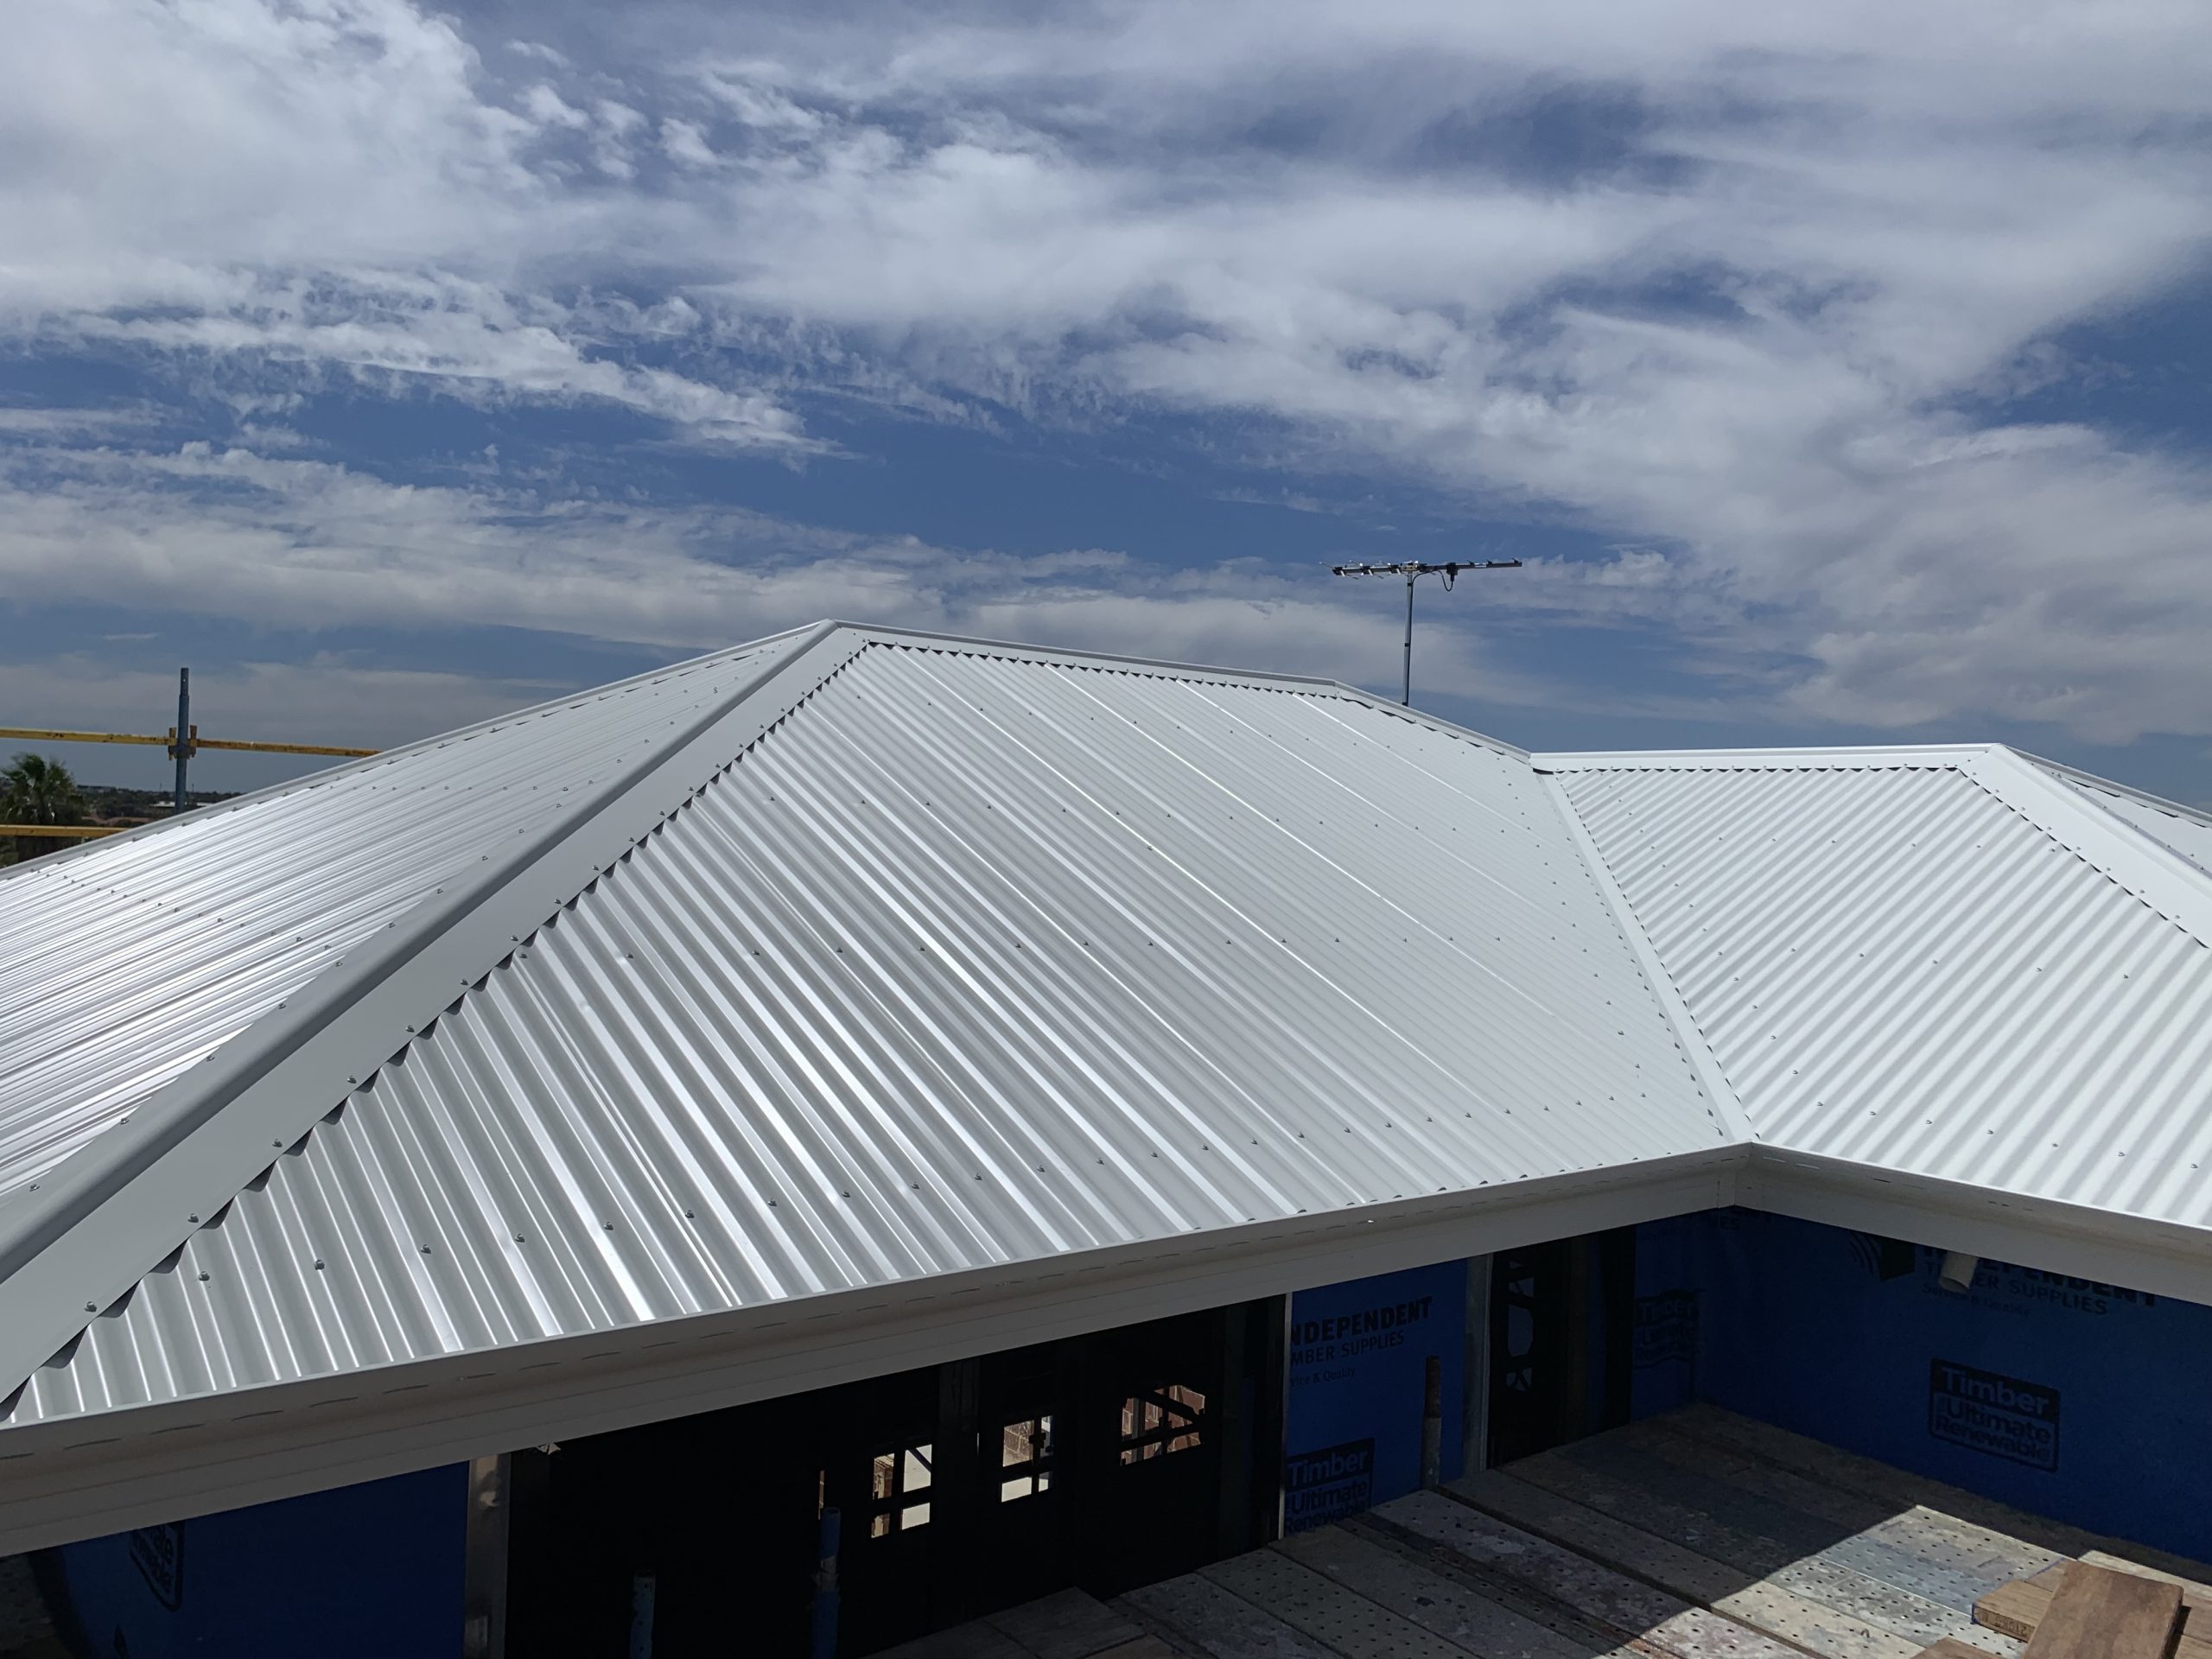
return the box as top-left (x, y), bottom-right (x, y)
top-left (0, 1146), bottom-right (1742, 1554)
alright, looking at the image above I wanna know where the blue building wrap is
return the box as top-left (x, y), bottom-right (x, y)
top-left (49, 1463), bottom-right (466, 1658)
top-left (1283, 1259), bottom-right (1467, 1532)
top-left (1632, 1209), bottom-right (2212, 1562)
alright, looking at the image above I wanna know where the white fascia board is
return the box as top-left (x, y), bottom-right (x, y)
top-left (1743, 1147), bottom-right (2212, 1306)
top-left (0, 1147), bottom-right (1743, 1555)
top-left (0, 626), bottom-right (869, 1401)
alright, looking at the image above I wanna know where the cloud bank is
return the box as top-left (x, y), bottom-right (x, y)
top-left (5, 0), bottom-right (2212, 747)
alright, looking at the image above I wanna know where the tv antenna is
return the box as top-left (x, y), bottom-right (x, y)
top-left (1330, 559), bottom-right (1522, 707)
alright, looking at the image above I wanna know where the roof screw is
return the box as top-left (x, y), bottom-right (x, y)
top-left (198, 1273), bottom-right (209, 1281)
top-left (314, 1260), bottom-right (325, 1270)
top-left (84, 1302), bottom-right (96, 1313)
top-left (188, 1213), bottom-right (200, 1224)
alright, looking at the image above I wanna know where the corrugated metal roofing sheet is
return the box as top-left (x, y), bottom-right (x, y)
top-left (10, 640), bottom-right (1718, 1425)
top-left (1554, 758), bottom-right (2212, 1230)
top-left (0, 639), bottom-right (784, 1200)
top-left (2044, 767), bottom-right (2212, 878)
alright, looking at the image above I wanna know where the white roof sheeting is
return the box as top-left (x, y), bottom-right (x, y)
top-left (1553, 754), bottom-right (2212, 1235)
top-left (2035, 758), bottom-right (2212, 878)
top-left (3, 623), bottom-right (2210, 1548)
top-left (0, 632), bottom-right (795, 1199)
top-left (9, 639), bottom-right (1718, 1428)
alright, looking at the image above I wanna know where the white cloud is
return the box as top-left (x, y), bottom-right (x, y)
top-left (0, 441), bottom-right (1456, 696)
top-left (5, 0), bottom-right (2212, 741)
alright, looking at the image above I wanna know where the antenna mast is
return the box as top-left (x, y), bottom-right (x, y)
top-left (1329, 559), bottom-right (1521, 707)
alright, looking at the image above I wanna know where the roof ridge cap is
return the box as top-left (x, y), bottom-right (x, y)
top-left (845, 624), bottom-right (1531, 760)
top-left (0, 622), bottom-right (860, 1398)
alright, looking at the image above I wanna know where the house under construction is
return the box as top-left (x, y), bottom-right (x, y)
top-left (2, 621), bottom-right (2209, 1656)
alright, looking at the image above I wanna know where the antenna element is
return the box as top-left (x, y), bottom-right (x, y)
top-left (1329, 560), bottom-right (1522, 707)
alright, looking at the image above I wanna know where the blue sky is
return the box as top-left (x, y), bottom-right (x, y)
top-left (5, 1), bottom-right (2212, 802)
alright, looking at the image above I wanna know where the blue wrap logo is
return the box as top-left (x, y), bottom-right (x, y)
top-left (128, 1522), bottom-right (185, 1611)
top-left (1283, 1439), bottom-right (1375, 1533)
top-left (1633, 1290), bottom-right (1698, 1368)
top-left (1928, 1360), bottom-right (2060, 1471)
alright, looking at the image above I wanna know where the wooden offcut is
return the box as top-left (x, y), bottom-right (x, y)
top-left (2081, 1556), bottom-right (2212, 1634)
top-left (2019, 1562), bottom-right (2182, 1659)
top-left (1979, 1563), bottom-right (2212, 1659)
top-left (1977, 1567), bottom-right (2074, 1642)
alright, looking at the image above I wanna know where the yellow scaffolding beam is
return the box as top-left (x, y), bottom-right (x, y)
top-left (0, 727), bottom-right (378, 759)
top-left (0, 728), bottom-right (168, 747)
top-left (193, 737), bottom-right (379, 758)
top-left (0, 823), bottom-right (125, 840)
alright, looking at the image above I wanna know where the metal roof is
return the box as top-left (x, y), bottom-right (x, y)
top-left (0, 632), bottom-right (797, 1200)
top-left (7, 635), bottom-right (1718, 1428)
top-left (1551, 747), bottom-right (2212, 1240)
top-left (3, 625), bottom-right (2211, 1548)
top-left (2032, 756), bottom-right (2212, 878)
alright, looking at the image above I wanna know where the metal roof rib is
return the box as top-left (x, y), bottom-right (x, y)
top-left (1553, 752), bottom-right (2212, 1247)
top-left (0, 633), bottom-right (808, 1197)
top-left (0, 621), bottom-right (862, 1410)
top-left (9, 629), bottom-right (2212, 1549)
top-left (4, 634), bottom-right (1719, 1436)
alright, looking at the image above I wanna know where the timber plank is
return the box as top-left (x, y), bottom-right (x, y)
top-left (1620, 1422), bottom-right (1895, 1534)
top-left (1862, 1512), bottom-right (2062, 1590)
top-left (1454, 1471), bottom-right (1751, 1605)
top-left (1119, 1573), bottom-right (1338, 1659)
top-left (2080, 1555), bottom-right (2212, 1625)
top-left (1377, 1490), bottom-right (1801, 1659)
top-left (2020, 1562), bottom-right (2180, 1659)
top-left (1661, 1408), bottom-right (2212, 1586)
top-left (1506, 1447), bottom-right (1797, 1579)
top-left (1627, 1423), bottom-right (2060, 1587)
top-left (986, 1589), bottom-right (1151, 1658)
top-left (1977, 1574), bottom-right (2070, 1643)
top-left (874, 1622), bottom-right (1035, 1659)
top-left (1342, 1514), bottom-right (1644, 1655)
top-left (1979, 1568), bottom-right (2212, 1659)
top-left (1553, 1438), bottom-right (1841, 1564)
top-left (1274, 1526), bottom-right (1595, 1659)
top-left (1548, 1437), bottom-right (2012, 1612)
top-left (1916, 1640), bottom-right (1995, 1659)
top-left (1453, 1470), bottom-right (1923, 1659)
top-left (1769, 1558), bottom-right (2021, 1658)
top-left (1203, 1548), bottom-right (1471, 1659)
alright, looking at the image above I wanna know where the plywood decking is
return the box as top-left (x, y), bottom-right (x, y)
top-left (899, 1406), bottom-right (2209, 1659)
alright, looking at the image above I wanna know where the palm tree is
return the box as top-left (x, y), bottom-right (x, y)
top-left (3, 753), bottom-right (88, 866)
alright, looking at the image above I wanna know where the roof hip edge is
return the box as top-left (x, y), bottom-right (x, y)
top-left (1960, 746), bottom-right (2212, 941)
top-left (0, 622), bottom-right (827, 885)
top-left (1539, 772), bottom-right (1754, 1147)
top-left (0, 622), bottom-right (861, 1398)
